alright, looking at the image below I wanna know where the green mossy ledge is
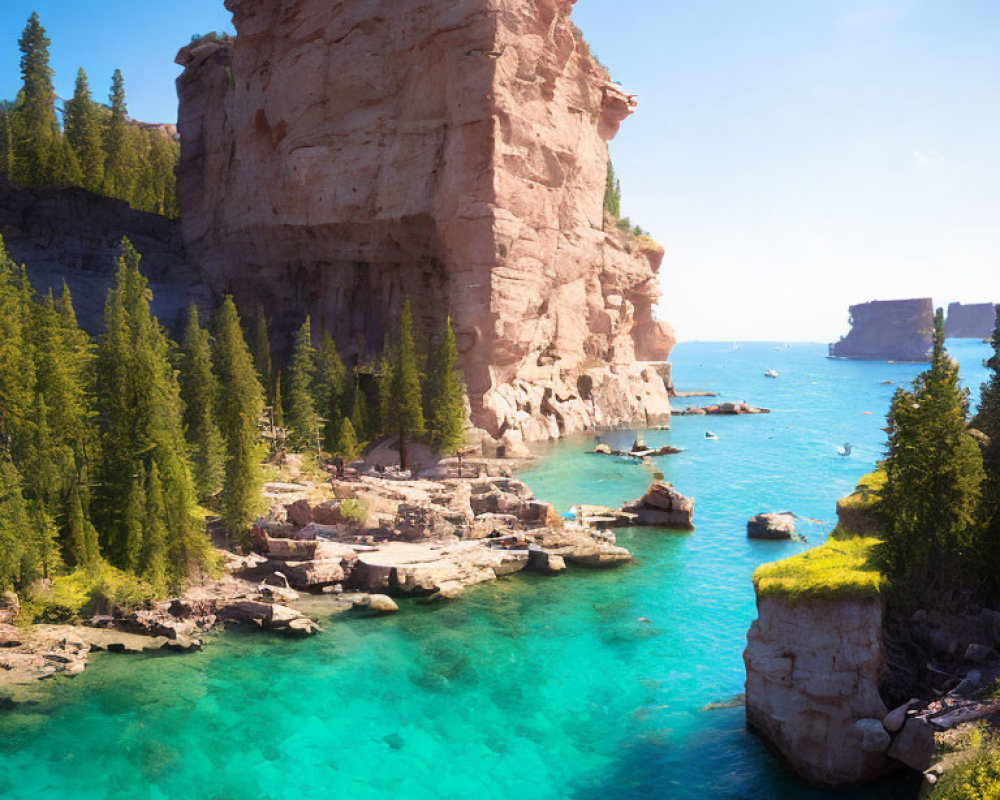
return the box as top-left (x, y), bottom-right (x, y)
top-left (752, 472), bottom-right (886, 600)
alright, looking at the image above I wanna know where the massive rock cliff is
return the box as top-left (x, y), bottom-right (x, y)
top-left (829, 299), bottom-right (933, 362)
top-left (744, 594), bottom-right (892, 785)
top-left (175, 0), bottom-right (674, 442)
top-left (945, 302), bottom-right (996, 339)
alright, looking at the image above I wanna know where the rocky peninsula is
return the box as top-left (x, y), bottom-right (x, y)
top-left (945, 302), bottom-right (997, 339)
top-left (829, 299), bottom-right (933, 362)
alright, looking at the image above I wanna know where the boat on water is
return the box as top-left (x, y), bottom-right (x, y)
top-left (705, 431), bottom-right (720, 440)
top-left (765, 369), bottom-right (779, 378)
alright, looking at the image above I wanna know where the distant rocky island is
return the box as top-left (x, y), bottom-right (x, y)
top-left (829, 298), bottom-right (934, 361)
top-left (946, 302), bottom-right (997, 339)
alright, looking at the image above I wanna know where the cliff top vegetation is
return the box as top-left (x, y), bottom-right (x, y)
top-left (753, 534), bottom-right (883, 600)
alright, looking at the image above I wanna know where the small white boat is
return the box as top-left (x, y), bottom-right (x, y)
top-left (837, 443), bottom-right (853, 457)
top-left (765, 370), bottom-right (779, 379)
top-left (705, 431), bottom-right (720, 440)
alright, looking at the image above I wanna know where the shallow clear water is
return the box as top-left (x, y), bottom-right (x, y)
top-left (0, 340), bottom-right (990, 800)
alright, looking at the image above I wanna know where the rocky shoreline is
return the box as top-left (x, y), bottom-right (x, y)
top-left (1, 454), bottom-right (660, 694)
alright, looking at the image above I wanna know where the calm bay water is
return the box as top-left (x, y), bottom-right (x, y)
top-left (0, 341), bottom-right (990, 800)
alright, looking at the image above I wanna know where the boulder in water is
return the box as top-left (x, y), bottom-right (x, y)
top-left (747, 512), bottom-right (800, 541)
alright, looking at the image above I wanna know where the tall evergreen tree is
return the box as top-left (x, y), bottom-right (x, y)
top-left (11, 13), bottom-right (58, 186)
top-left (877, 309), bottom-right (986, 603)
top-left (425, 317), bottom-right (466, 455)
top-left (65, 483), bottom-right (98, 569)
top-left (141, 460), bottom-right (167, 588)
top-left (976, 305), bottom-right (1000, 596)
top-left (63, 68), bottom-right (105, 193)
top-left (249, 304), bottom-right (273, 400)
top-left (604, 157), bottom-right (621, 218)
top-left (96, 238), bottom-right (207, 581)
top-left (0, 102), bottom-right (13, 180)
top-left (284, 317), bottom-right (318, 451)
top-left (212, 296), bottom-right (265, 532)
top-left (0, 240), bottom-right (37, 465)
top-left (387, 298), bottom-right (425, 471)
top-left (103, 70), bottom-right (138, 201)
top-left (0, 459), bottom-right (31, 591)
top-left (121, 464), bottom-right (145, 573)
top-left (333, 417), bottom-right (360, 463)
top-left (179, 305), bottom-right (225, 502)
top-left (314, 330), bottom-right (346, 450)
top-left (272, 374), bottom-right (285, 435)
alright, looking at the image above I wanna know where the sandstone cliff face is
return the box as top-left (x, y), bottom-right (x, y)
top-left (945, 302), bottom-right (996, 339)
top-left (829, 299), bottom-right (933, 362)
top-left (744, 595), bottom-right (892, 786)
top-left (175, 0), bottom-right (673, 441)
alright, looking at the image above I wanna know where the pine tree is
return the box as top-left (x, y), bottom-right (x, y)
top-left (96, 237), bottom-right (207, 580)
top-left (604, 157), bottom-right (621, 218)
top-left (877, 309), bottom-right (986, 603)
top-left (11, 13), bottom-right (58, 186)
top-left (272, 374), bottom-right (285, 435)
top-left (0, 102), bottom-right (13, 180)
top-left (0, 240), bottom-right (37, 466)
top-left (103, 70), bottom-right (138, 202)
top-left (976, 305), bottom-right (1000, 597)
top-left (66, 483), bottom-right (98, 569)
top-left (314, 330), bottom-right (346, 450)
top-left (333, 417), bottom-right (360, 462)
top-left (64, 68), bottom-right (105, 193)
top-left (344, 373), bottom-right (368, 444)
top-left (285, 317), bottom-right (318, 451)
top-left (141, 460), bottom-right (167, 588)
top-left (179, 305), bottom-right (225, 502)
top-left (212, 296), bottom-right (265, 532)
top-left (387, 298), bottom-right (425, 471)
top-left (121, 464), bottom-right (145, 573)
top-left (0, 459), bottom-right (31, 591)
top-left (249, 304), bottom-right (273, 400)
top-left (425, 317), bottom-right (466, 455)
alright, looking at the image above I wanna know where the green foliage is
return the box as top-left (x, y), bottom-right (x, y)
top-left (212, 296), bottom-right (265, 532)
top-left (929, 746), bottom-right (1000, 800)
top-left (96, 238), bottom-right (208, 585)
top-left (386, 298), bottom-right (425, 470)
top-left (22, 562), bottom-right (158, 623)
top-left (179, 305), bottom-right (225, 502)
top-left (339, 498), bottom-right (369, 525)
top-left (0, 459), bottom-right (32, 592)
top-left (604, 158), bottom-right (621, 218)
top-left (424, 316), bottom-right (466, 455)
top-left (2, 15), bottom-right (180, 216)
top-left (284, 316), bottom-right (318, 452)
top-left (249, 304), bottom-right (273, 400)
top-left (333, 417), bottom-right (360, 462)
top-left (875, 310), bottom-right (986, 605)
top-left (977, 305), bottom-right (1000, 598)
top-left (753, 535), bottom-right (883, 600)
top-left (11, 13), bottom-right (59, 186)
top-left (314, 330), bottom-right (346, 450)
top-left (63, 68), bottom-right (104, 193)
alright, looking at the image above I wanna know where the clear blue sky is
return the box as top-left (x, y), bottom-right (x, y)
top-left (2, 1), bottom-right (998, 341)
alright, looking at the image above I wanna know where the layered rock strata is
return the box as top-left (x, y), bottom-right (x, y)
top-left (945, 302), bottom-right (996, 339)
top-left (175, 0), bottom-right (674, 441)
top-left (829, 299), bottom-right (933, 362)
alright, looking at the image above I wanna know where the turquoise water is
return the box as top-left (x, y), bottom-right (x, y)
top-left (0, 341), bottom-right (990, 800)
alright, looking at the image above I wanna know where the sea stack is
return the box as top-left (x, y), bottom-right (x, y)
top-left (945, 302), bottom-right (997, 339)
top-left (174, 0), bottom-right (675, 443)
top-left (828, 299), bottom-right (933, 362)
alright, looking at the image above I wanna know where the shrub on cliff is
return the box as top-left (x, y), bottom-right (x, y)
top-left (876, 309), bottom-right (985, 605)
